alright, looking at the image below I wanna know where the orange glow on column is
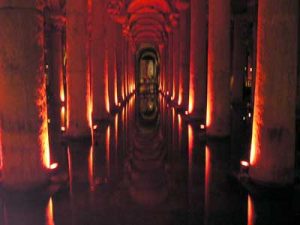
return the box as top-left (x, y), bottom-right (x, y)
top-left (46, 197), bottom-right (55, 225)
top-left (87, 60), bottom-right (93, 128)
top-left (105, 54), bottom-right (110, 113)
top-left (250, 34), bottom-right (263, 166)
top-left (88, 146), bottom-right (94, 191)
top-left (188, 69), bottom-right (195, 113)
top-left (114, 60), bottom-right (118, 106)
top-left (247, 195), bottom-right (255, 225)
top-left (60, 106), bottom-right (66, 131)
top-left (178, 89), bottom-right (182, 106)
top-left (37, 75), bottom-right (50, 169)
top-left (206, 54), bottom-right (213, 128)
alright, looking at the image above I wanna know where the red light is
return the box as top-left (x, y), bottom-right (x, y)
top-left (185, 110), bottom-right (189, 115)
top-left (200, 124), bottom-right (205, 130)
top-left (93, 125), bottom-right (98, 130)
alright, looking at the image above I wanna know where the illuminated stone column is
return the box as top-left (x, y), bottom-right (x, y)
top-left (249, 0), bottom-right (298, 185)
top-left (206, 0), bottom-right (231, 137)
top-left (178, 7), bottom-right (190, 111)
top-left (91, 0), bottom-right (109, 121)
top-left (0, 1), bottom-right (49, 190)
top-left (231, 17), bottom-right (247, 105)
top-left (189, 0), bottom-right (207, 119)
top-left (168, 33), bottom-right (174, 97)
top-left (47, 11), bottom-right (65, 137)
top-left (172, 27), bottom-right (180, 103)
top-left (107, 18), bottom-right (118, 111)
top-left (116, 25), bottom-right (123, 104)
top-left (66, 0), bottom-right (91, 137)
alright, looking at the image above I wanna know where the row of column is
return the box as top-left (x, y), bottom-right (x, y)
top-left (161, 0), bottom-right (298, 185)
top-left (0, 0), bottom-right (135, 190)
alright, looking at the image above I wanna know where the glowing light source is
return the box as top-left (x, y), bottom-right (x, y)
top-left (93, 124), bottom-right (98, 130)
top-left (241, 160), bottom-right (249, 167)
top-left (61, 126), bottom-right (66, 132)
top-left (200, 124), bottom-right (205, 130)
top-left (185, 110), bottom-right (189, 115)
top-left (49, 163), bottom-right (58, 170)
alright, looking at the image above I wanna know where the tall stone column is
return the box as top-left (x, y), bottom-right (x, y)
top-left (91, 0), bottom-right (109, 121)
top-left (168, 32), bottom-right (174, 97)
top-left (178, 7), bottom-right (190, 111)
top-left (189, 0), bottom-right (207, 119)
top-left (47, 11), bottom-right (65, 139)
top-left (206, 0), bottom-right (231, 137)
top-left (231, 17), bottom-right (248, 105)
top-left (0, 1), bottom-right (49, 190)
top-left (249, 0), bottom-right (298, 185)
top-left (107, 18), bottom-right (118, 111)
top-left (116, 25), bottom-right (123, 105)
top-left (172, 27), bottom-right (180, 103)
top-left (66, 0), bottom-right (91, 138)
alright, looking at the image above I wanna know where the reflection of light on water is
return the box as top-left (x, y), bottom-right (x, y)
top-left (247, 195), bottom-right (255, 225)
top-left (46, 197), bottom-right (55, 225)
top-left (88, 146), bottom-right (94, 191)
top-left (204, 146), bottom-right (211, 225)
top-left (67, 147), bottom-right (73, 195)
top-left (106, 126), bottom-right (111, 179)
top-left (188, 125), bottom-right (194, 175)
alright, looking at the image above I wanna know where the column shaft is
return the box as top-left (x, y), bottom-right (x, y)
top-left (66, 0), bottom-right (91, 137)
top-left (206, 0), bottom-right (231, 136)
top-left (249, 0), bottom-right (298, 185)
top-left (189, 0), bottom-right (207, 119)
top-left (0, 3), bottom-right (49, 190)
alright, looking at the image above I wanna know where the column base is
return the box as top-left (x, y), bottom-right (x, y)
top-left (230, 171), bottom-right (294, 197)
top-left (64, 128), bottom-right (91, 141)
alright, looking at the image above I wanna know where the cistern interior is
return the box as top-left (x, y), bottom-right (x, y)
top-left (0, 0), bottom-right (300, 225)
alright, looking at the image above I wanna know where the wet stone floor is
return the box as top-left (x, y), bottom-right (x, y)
top-left (0, 94), bottom-right (300, 225)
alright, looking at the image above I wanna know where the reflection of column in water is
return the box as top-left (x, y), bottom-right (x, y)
top-left (106, 126), bottom-right (111, 180)
top-left (188, 125), bottom-right (194, 181)
top-left (88, 146), bottom-right (94, 191)
top-left (3, 199), bottom-right (47, 225)
top-left (46, 197), bottom-right (55, 225)
top-left (67, 147), bottom-right (73, 196)
top-left (177, 114), bottom-right (182, 151)
top-left (204, 146), bottom-right (211, 225)
top-left (247, 195), bottom-right (255, 225)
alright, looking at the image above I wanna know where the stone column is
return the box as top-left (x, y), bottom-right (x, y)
top-left (178, 7), bottom-right (190, 111)
top-left (206, 0), bottom-right (231, 137)
top-left (168, 32), bottom-right (174, 97)
top-left (107, 18), bottom-right (118, 112)
top-left (91, 0), bottom-right (109, 121)
top-left (172, 27), bottom-right (180, 103)
top-left (231, 17), bottom-right (248, 105)
top-left (249, 0), bottom-right (298, 185)
top-left (189, 0), bottom-right (207, 119)
top-left (66, 0), bottom-right (91, 138)
top-left (116, 25), bottom-right (123, 105)
top-left (47, 11), bottom-right (65, 138)
top-left (0, 1), bottom-right (49, 190)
